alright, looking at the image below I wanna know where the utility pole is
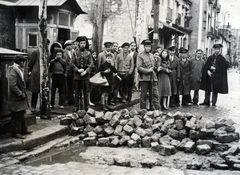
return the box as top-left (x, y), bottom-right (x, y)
top-left (39, 0), bottom-right (50, 119)
top-left (153, 0), bottom-right (160, 51)
top-left (92, 0), bottom-right (104, 55)
top-left (197, 0), bottom-right (203, 49)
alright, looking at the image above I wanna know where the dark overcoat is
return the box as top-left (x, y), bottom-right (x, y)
top-left (189, 58), bottom-right (205, 90)
top-left (8, 64), bottom-right (29, 112)
top-left (169, 56), bottom-right (180, 95)
top-left (200, 54), bottom-right (229, 93)
top-left (179, 60), bottom-right (191, 95)
top-left (29, 50), bottom-right (40, 93)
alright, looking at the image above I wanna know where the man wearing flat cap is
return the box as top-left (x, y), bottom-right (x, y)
top-left (98, 42), bottom-right (115, 68)
top-left (200, 43), bottom-right (229, 106)
top-left (168, 45), bottom-right (180, 107)
top-left (137, 39), bottom-right (161, 111)
top-left (115, 42), bottom-right (134, 103)
top-left (9, 55), bottom-right (32, 139)
top-left (63, 40), bottom-right (74, 105)
top-left (71, 36), bottom-right (93, 111)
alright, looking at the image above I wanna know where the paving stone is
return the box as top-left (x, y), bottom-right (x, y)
top-left (87, 131), bottom-right (97, 137)
top-left (220, 145), bottom-right (240, 158)
top-left (83, 114), bottom-right (97, 125)
top-left (114, 125), bottom-right (123, 136)
top-left (185, 120), bottom-right (196, 130)
top-left (133, 115), bottom-right (142, 127)
top-left (127, 139), bottom-right (137, 147)
top-left (97, 137), bottom-right (110, 146)
top-left (86, 108), bottom-right (95, 116)
top-left (153, 110), bottom-right (161, 118)
top-left (225, 125), bottom-right (236, 133)
top-left (196, 140), bottom-right (213, 148)
top-left (170, 139), bottom-right (181, 147)
top-left (95, 111), bottom-right (105, 124)
top-left (144, 129), bottom-right (153, 136)
top-left (119, 119), bottom-right (128, 126)
top-left (225, 155), bottom-right (240, 164)
top-left (103, 126), bottom-right (114, 136)
top-left (159, 135), bottom-right (172, 145)
top-left (151, 134), bottom-right (160, 142)
top-left (175, 119), bottom-right (184, 130)
top-left (233, 164), bottom-right (240, 170)
top-left (184, 141), bottom-right (196, 153)
top-left (196, 144), bottom-right (211, 155)
top-left (215, 119), bottom-right (235, 129)
top-left (60, 117), bottom-right (72, 125)
top-left (152, 123), bottom-right (161, 132)
top-left (205, 120), bottom-right (215, 129)
top-left (211, 163), bottom-right (229, 170)
top-left (109, 111), bottom-right (121, 127)
top-left (135, 127), bottom-right (146, 137)
top-left (150, 141), bottom-right (159, 151)
top-left (140, 158), bottom-right (160, 168)
top-left (185, 113), bottom-right (195, 120)
top-left (143, 115), bottom-right (153, 127)
top-left (131, 133), bottom-right (141, 142)
top-left (75, 118), bottom-right (85, 127)
top-left (142, 136), bottom-right (151, 147)
top-left (103, 111), bottom-right (113, 122)
top-left (119, 135), bottom-right (130, 145)
top-left (69, 127), bottom-right (80, 136)
top-left (66, 113), bottom-right (79, 120)
top-left (126, 118), bottom-right (134, 127)
top-left (77, 110), bottom-right (86, 118)
top-left (114, 156), bottom-right (130, 167)
top-left (83, 137), bottom-right (96, 146)
top-left (164, 119), bottom-right (175, 128)
top-left (215, 132), bottom-right (240, 143)
top-left (83, 125), bottom-right (94, 134)
top-left (123, 125), bottom-right (134, 135)
top-left (179, 129), bottom-right (187, 139)
top-left (212, 142), bottom-right (230, 152)
top-left (93, 125), bottom-right (103, 135)
top-left (129, 109), bottom-right (138, 118)
top-left (189, 130), bottom-right (199, 141)
top-left (186, 160), bottom-right (203, 170)
top-left (110, 138), bottom-right (120, 147)
top-left (173, 111), bottom-right (184, 120)
top-left (167, 129), bottom-right (179, 139)
top-left (158, 144), bottom-right (176, 156)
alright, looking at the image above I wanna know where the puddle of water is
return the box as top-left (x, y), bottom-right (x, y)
top-left (24, 144), bottom-right (87, 166)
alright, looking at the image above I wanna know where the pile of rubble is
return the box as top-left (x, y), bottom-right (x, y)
top-left (59, 108), bottom-right (240, 170)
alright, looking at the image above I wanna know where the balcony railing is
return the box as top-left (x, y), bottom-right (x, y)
top-left (167, 7), bottom-right (173, 21)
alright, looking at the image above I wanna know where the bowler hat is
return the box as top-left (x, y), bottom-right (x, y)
top-left (104, 42), bottom-right (113, 47)
top-left (14, 55), bottom-right (26, 63)
top-left (64, 40), bottom-right (73, 46)
top-left (179, 47), bottom-right (188, 53)
top-left (141, 39), bottom-right (152, 46)
top-left (121, 42), bottom-right (130, 47)
top-left (213, 43), bottom-right (223, 49)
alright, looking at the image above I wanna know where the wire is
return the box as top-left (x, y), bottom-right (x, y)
top-left (126, 0), bottom-right (135, 38)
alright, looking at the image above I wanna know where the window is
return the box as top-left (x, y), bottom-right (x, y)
top-left (28, 33), bottom-right (38, 47)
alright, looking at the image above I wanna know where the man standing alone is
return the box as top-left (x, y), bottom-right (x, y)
top-left (9, 55), bottom-right (32, 139)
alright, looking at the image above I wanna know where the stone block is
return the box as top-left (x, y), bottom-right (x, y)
top-left (103, 126), bottom-right (114, 136)
top-left (87, 131), bottom-right (97, 137)
top-left (103, 111), bottom-right (113, 122)
top-left (83, 137), bottom-right (96, 146)
top-left (158, 145), bottom-right (176, 156)
top-left (225, 155), bottom-right (240, 165)
top-left (177, 138), bottom-right (192, 150)
top-left (142, 136), bottom-right (151, 147)
top-left (175, 119), bottom-right (184, 130)
top-left (77, 110), bottom-right (86, 118)
top-left (199, 128), bottom-right (215, 139)
top-left (160, 125), bottom-right (168, 134)
top-left (97, 137), bottom-right (110, 146)
top-left (123, 125), bottom-right (134, 135)
top-left (164, 119), bottom-right (175, 128)
top-left (120, 119), bottom-right (128, 126)
top-left (150, 142), bottom-right (159, 151)
top-left (83, 114), bottom-right (97, 125)
top-left (159, 135), bottom-right (172, 145)
top-left (114, 125), bottom-right (123, 136)
top-left (189, 130), bottom-right (199, 141)
top-left (140, 158), bottom-right (159, 168)
top-left (170, 139), bottom-right (181, 147)
top-left (165, 112), bottom-right (173, 120)
top-left (83, 125), bottom-right (94, 134)
top-left (129, 109), bottom-right (138, 118)
top-left (143, 115), bottom-right (153, 127)
top-left (133, 115), bottom-right (142, 127)
top-left (145, 128), bottom-right (153, 136)
top-left (220, 146), bottom-right (240, 158)
top-left (179, 129), bottom-right (187, 139)
top-left (173, 111), bottom-right (184, 120)
top-left (205, 120), bottom-right (215, 129)
top-left (213, 128), bottom-right (227, 136)
top-left (225, 125), bottom-right (236, 133)
top-left (215, 133), bottom-right (239, 143)
top-left (186, 161), bottom-right (203, 170)
top-left (153, 116), bottom-right (164, 124)
top-left (153, 110), bottom-right (161, 118)
top-left (196, 140), bottom-right (213, 148)
top-left (127, 139), bottom-right (137, 147)
top-left (151, 134), bottom-right (160, 142)
top-left (69, 127), bottom-right (80, 136)
top-left (110, 111), bottom-right (121, 127)
top-left (185, 113), bottom-right (195, 120)
top-left (66, 113), bottom-right (79, 121)
top-left (93, 125), bottom-right (103, 135)
top-left (211, 163), bottom-right (229, 170)
top-left (127, 118), bottom-right (134, 127)
top-left (184, 141), bottom-right (196, 153)
top-left (119, 135), bottom-right (130, 145)
top-left (185, 121), bottom-right (196, 130)
top-left (87, 108), bottom-right (95, 116)
top-left (152, 123), bottom-right (161, 132)
top-left (60, 117), bottom-right (72, 125)
top-left (167, 129), bottom-right (179, 139)
top-left (79, 134), bottom-right (86, 140)
top-left (196, 144), bottom-right (211, 155)
top-left (131, 133), bottom-right (141, 142)
top-left (110, 138), bottom-right (120, 147)
top-left (75, 118), bottom-right (85, 127)
top-left (212, 142), bottom-right (230, 152)
top-left (233, 164), bottom-right (240, 170)
top-left (135, 127), bottom-right (146, 137)
top-left (114, 156), bottom-right (130, 167)
top-left (95, 111), bottom-right (105, 124)
top-left (146, 111), bottom-right (154, 117)
top-left (138, 109), bottom-right (148, 117)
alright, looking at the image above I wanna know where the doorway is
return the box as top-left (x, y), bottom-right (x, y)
top-left (57, 28), bottom-right (70, 48)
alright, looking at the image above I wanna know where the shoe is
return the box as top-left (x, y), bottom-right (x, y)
top-left (162, 105), bottom-right (168, 110)
top-left (199, 102), bottom-right (210, 106)
top-left (89, 101), bottom-right (95, 106)
top-left (22, 130), bottom-right (33, 135)
top-left (59, 106), bottom-right (64, 109)
top-left (13, 134), bottom-right (25, 139)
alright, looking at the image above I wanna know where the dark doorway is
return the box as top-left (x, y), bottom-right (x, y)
top-left (57, 28), bottom-right (70, 48)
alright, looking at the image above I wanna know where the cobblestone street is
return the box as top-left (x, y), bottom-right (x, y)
top-left (0, 69), bottom-right (239, 175)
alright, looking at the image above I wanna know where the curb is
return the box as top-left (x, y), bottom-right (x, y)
top-left (0, 125), bottom-right (70, 154)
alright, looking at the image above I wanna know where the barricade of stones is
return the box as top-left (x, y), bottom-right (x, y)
top-left (59, 108), bottom-right (240, 170)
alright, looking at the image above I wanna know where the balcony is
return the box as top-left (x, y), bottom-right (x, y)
top-left (175, 18), bottom-right (181, 26)
top-left (207, 26), bottom-right (214, 38)
top-left (217, 5), bottom-right (221, 13)
top-left (213, 3), bottom-right (217, 9)
top-left (166, 7), bottom-right (173, 21)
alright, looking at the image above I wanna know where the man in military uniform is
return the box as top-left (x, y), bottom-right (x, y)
top-left (71, 36), bottom-right (93, 111)
top-left (200, 44), bottom-right (229, 106)
top-left (137, 40), bottom-right (161, 111)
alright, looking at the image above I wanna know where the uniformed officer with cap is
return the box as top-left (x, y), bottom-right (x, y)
top-left (200, 43), bottom-right (229, 106)
top-left (137, 39), bottom-right (161, 111)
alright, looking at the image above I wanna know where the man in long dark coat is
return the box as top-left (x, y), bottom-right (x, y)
top-left (200, 44), bottom-right (229, 106)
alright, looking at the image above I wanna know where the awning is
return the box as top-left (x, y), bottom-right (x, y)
top-left (161, 23), bottom-right (184, 36)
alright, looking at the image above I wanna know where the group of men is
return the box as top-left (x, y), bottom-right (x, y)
top-left (137, 40), bottom-right (229, 111)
